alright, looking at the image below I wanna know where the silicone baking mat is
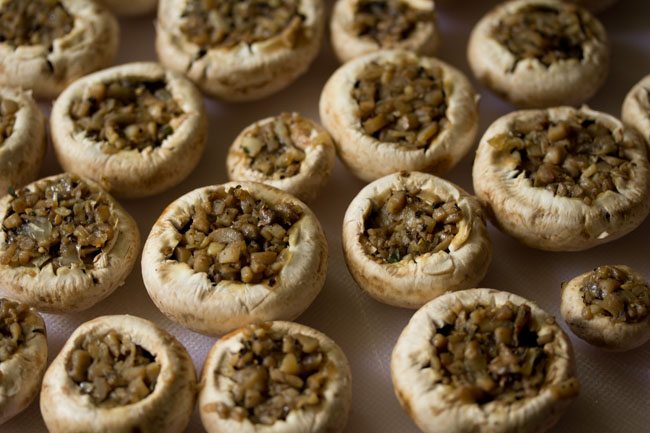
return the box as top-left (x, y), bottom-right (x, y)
top-left (4, 1), bottom-right (649, 432)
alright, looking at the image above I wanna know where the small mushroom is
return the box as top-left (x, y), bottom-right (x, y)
top-left (561, 265), bottom-right (650, 351)
top-left (199, 321), bottom-right (352, 433)
top-left (141, 182), bottom-right (328, 335)
top-left (330, 0), bottom-right (440, 63)
top-left (50, 62), bottom-right (207, 198)
top-left (343, 171), bottom-right (492, 308)
top-left (621, 74), bottom-right (650, 148)
top-left (392, 288), bottom-right (580, 433)
top-left (40, 314), bottom-right (196, 433)
top-left (156, 0), bottom-right (325, 101)
top-left (227, 112), bottom-right (336, 202)
top-left (467, 0), bottom-right (609, 108)
top-left (0, 297), bottom-right (47, 425)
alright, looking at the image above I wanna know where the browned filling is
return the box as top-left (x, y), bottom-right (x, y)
top-left (361, 189), bottom-right (462, 263)
top-left (67, 331), bottom-right (160, 408)
top-left (0, 98), bottom-right (18, 147)
top-left (353, 60), bottom-right (447, 149)
top-left (493, 4), bottom-right (597, 68)
top-left (214, 324), bottom-right (329, 425)
top-left (181, 0), bottom-right (303, 51)
top-left (0, 298), bottom-right (45, 363)
top-left (0, 0), bottom-right (74, 49)
top-left (239, 113), bottom-right (312, 180)
top-left (429, 302), bottom-right (560, 404)
top-left (353, 0), bottom-right (434, 46)
top-left (0, 174), bottom-right (118, 271)
top-left (170, 186), bottom-right (302, 284)
top-left (581, 266), bottom-right (649, 323)
top-left (488, 115), bottom-right (633, 204)
top-left (70, 79), bottom-right (184, 154)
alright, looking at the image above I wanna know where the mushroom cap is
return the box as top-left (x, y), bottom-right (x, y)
top-left (621, 73), bottom-right (650, 148)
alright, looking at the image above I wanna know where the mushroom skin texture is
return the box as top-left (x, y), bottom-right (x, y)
top-left (0, 0), bottom-right (119, 99)
top-left (467, 0), bottom-right (609, 108)
top-left (343, 171), bottom-right (492, 309)
top-left (561, 265), bottom-right (650, 351)
top-left (330, 0), bottom-right (439, 63)
top-left (0, 87), bottom-right (46, 197)
top-left (141, 181), bottom-right (328, 336)
top-left (156, 0), bottom-right (324, 102)
top-left (99, 0), bottom-right (158, 16)
top-left (0, 174), bottom-right (141, 313)
top-left (40, 314), bottom-right (197, 433)
top-left (320, 50), bottom-right (479, 183)
top-left (226, 112), bottom-right (336, 203)
top-left (392, 288), bottom-right (580, 433)
top-left (50, 62), bottom-right (207, 199)
top-left (0, 298), bottom-right (47, 425)
top-left (473, 106), bottom-right (650, 252)
top-left (621, 74), bottom-right (650, 148)
top-left (199, 321), bottom-right (352, 433)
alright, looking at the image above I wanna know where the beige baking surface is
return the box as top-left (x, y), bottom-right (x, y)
top-left (4, 1), bottom-right (649, 432)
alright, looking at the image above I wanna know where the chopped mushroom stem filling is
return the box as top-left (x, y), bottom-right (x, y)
top-left (361, 189), bottom-right (462, 263)
top-left (70, 79), bottom-right (184, 154)
top-left (180, 0), bottom-right (303, 50)
top-left (429, 302), bottom-right (556, 405)
top-left (214, 324), bottom-right (329, 425)
top-left (0, 175), bottom-right (118, 271)
top-left (0, 298), bottom-right (44, 363)
top-left (0, 98), bottom-right (18, 147)
top-left (353, 60), bottom-right (447, 149)
top-left (170, 186), bottom-right (301, 284)
top-left (580, 266), bottom-right (650, 323)
top-left (66, 331), bottom-right (160, 408)
top-left (240, 113), bottom-right (308, 180)
top-left (488, 116), bottom-right (633, 203)
top-left (0, 0), bottom-right (74, 49)
top-left (353, 0), bottom-right (434, 46)
top-left (492, 4), bottom-right (597, 68)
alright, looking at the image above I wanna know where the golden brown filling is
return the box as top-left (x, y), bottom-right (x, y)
top-left (361, 189), bottom-right (462, 263)
top-left (0, 174), bottom-right (117, 271)
top-left (0, 98), bottom-right (18, 148)
top-left (0, 298), bottom-right (45, 363)
top-left (70, 79), bottom-right (184, 154)
top-left (67, 331), bottom-right (160, 408)
top-left (429, 301), bottom-right (563, 405)
top-left (353, 0), bottom-right (434, 46)
top-left (581, 266), bottom-right (649, 323)
top-left (493, 4), bottom-right (597, 68)
top-left (353, 60), bottom-right (447, 149)
top-left (181, 0), bottom-right (303, 51)
top-left (214, 324), bottom-right (329, 425)
top-left (239, 113), bottom-right (308, 180)
top-left (0, 0), bottom-right (74, 49)
top-left (488, 115), bottom-right (633, 204)
top-left (170, 186), bottom-right (301, 284)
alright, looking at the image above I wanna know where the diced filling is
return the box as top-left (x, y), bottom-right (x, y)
top-left (361, 189), bottom-right (462, 263)
top-left (488, 115), bottom-right (633, 204)
top-left (70, 79), bottom-right (184, 154)
top-left (429, 301), bottom-right (558, 404)
top-left (239, 113), bottom-right (309, 180)
top-left (0, 174), bottom-right (117, 271)
top-left (0, 0), bottom-right (74, 48)
top-left (214, 324), bottom-right (330, 425)
top-left (492, 4), bottom-right (597, 67)
top-left (67, 331), bottom-right (160, 408)
top-left (353, 0), bottom-right (434, 46)
top-left (353, 60), bottom-right (447, 149)
top-left (581, 266), bottom-right (649, 323)
top-left (0, 298), bottom-right (45, 363)
top-left (0, 98), bottom-right (18, 147)
top-left (180, 0), bottom-right (303, 50)
top-left (170, 186), bottom-right (302, 284)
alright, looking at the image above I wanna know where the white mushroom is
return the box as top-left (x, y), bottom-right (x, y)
top-left (621, 74), bottom-right (650, 148)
